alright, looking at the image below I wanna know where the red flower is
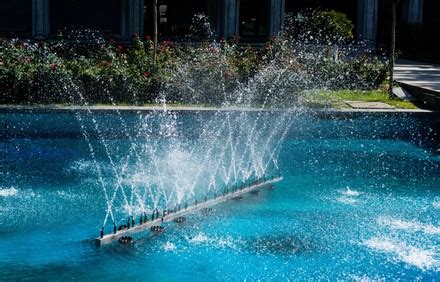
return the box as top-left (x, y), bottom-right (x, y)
top-left (50, 64), bottom-right (57, 71)
top-left (144, 35), bottom-right (151, 41)
top-left (117, 45), bottom-right (124, 51)
top-left (161, 40), bottom-right (172, 47)
top-left (133, 32), bottom-right (139, 37)
top-left (143, 71), bottom-right (150, 78)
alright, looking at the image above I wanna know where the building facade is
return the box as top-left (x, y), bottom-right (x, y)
top-left (0, 0), bottom-right (433, 44)
top-left (0, 0), bottom-right (286, 41)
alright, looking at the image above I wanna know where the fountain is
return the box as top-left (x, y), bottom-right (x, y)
top-left (0, 13), bottom-right (387, 248)
top-left (40, 16), bottom-right (298, 246)
top-left (77, 101), bottom-right (293, 245)
top-left (96, 174), bottom-right (282, 245)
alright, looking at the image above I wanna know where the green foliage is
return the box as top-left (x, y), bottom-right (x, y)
top-left (0, 28), bottom-right (387, 106)
top-left (303, 89), bottom-right (417, 109)
top-left (164, 41), bottom-right (241, 104)
top-left (284, 9), bottom-right (354, 44)
top-left (300, 54), bottom-right (387, 90)
top-left (317, 10), bottom-right (354, 41)
top-left (0, 36), bottom-right (162, 104)
top-left (279, 9), bottom-right (386, 92)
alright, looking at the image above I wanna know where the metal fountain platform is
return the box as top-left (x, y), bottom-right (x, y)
top-left (96, 176), bottom-right (283, 246)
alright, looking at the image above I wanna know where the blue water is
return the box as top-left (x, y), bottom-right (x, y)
top-left (1, 110), bottom-right (440, 280)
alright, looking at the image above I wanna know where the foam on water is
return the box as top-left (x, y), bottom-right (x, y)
top-left (336, 196), bottom-right (358, 205)
top-left (216, 236), bottom-right (238, 249)
top-left (341, 187), bottom-right (361, 197)
top-left (0, 188), bottom-right (18, 197)
top-left (336, 187), bottom-right (362, 205)
top-left (433, 202), bottom-right (440, 209)
top-left (68, 160), bottom-right (95, 173)
top-left (364, 237), bottom-right (439, 271)
top-left (163, 242), bottom-right (177, 252)
top-left (184, 232), bottom-right (241, 251)
top-left (187, 233), bottom-right (209, 244)
top-left (378, 216), bottom-right (440, 235)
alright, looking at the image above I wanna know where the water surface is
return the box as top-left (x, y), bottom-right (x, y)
top-left (1, 111), bottom-right (439, 280)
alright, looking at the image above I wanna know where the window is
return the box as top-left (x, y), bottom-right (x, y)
top-left (0, 0), bottom-right (32, 36)
top-left (50, 0), bottom-right (122, 35)
top-left (424, 0), bottom-right (440, 25)
top-left (144, 0), bottom-right (211, 39)
top-left (240, 0), bottom-right (268, 38)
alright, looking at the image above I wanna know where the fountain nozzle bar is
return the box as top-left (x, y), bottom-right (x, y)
top-left (96, 175), bottom-right (282, 246)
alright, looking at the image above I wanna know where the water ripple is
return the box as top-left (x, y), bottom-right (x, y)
top-left (364, 237), bottom-right (440, 271)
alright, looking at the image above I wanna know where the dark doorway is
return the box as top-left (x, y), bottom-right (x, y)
top-left (0, 0), bottom-right (32, 36)
top-left (239, 0), bottom-right (268, 38)
top-left (377, 0), bottom-right (393, 50)
top-left (144, 0), bottom-right (212, 40)
top-left (396, 0), bottom-right (440, 62)
top-left (50, 0), bottom-right (122, 35)
top-left (424, 0), bottom-right (440, 26)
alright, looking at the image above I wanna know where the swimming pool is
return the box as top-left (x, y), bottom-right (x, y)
top-left (1, 110), bottom-right (439, 280)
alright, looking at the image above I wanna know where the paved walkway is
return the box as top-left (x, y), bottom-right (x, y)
top-left (395, 59), bottom-right (440, 93)
top-left (344, 101), bottom-right (395, 110)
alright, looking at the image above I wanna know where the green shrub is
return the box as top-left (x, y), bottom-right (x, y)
top-left (317, 10), bottom-right (354, 41)
top-left (280, 9), bottom-right (386, 91)
top-left (0, 25), bottom-right (387, 106)
top-left (284, 9), bottom-right (354, 44)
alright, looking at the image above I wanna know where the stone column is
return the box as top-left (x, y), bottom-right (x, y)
top-left (217, 0), bottom-right (239, 39)
top-left (357, 0), bottom-right (378, 44)
top-left (32, 0), bottom-right (49, 38)
top-left (268, 0), bottom-right (285, 36)
top-left (402, 0), bottom-right (423, 24)
top-left (132, 0), bottom-right (144, 36)
top-left (121, 0), bottom-right (144, 38)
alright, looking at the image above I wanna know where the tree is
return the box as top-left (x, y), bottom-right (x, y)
top-left (389, 0), bottom-right (401, 97)
top-left (153, 0), bottom-right (158, 67)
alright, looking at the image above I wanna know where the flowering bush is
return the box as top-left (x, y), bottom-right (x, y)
top-left (0, 11), bottom-right (387, 106)
top-left (0, 35), bottom-right (161, 104)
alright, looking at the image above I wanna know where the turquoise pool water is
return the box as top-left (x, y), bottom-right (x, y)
top-left (1, 111), bottom-right (439, 280)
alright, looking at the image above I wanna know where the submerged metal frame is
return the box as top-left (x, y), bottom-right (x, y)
top-left (96, 176), bottom-right (282, 246)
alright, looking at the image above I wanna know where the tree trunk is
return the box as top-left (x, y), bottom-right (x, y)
top-left (153, 0), bottom-right (158, 67)
top-left (389, 0), bottom-right (399, 97)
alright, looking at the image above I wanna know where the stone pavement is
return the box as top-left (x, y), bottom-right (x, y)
top-left (394, 59), bottom-right (440, 109)
top-left (395, 59), bottom-right (440, 93)
top-left (344, 101), bottom-right (395, 109)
